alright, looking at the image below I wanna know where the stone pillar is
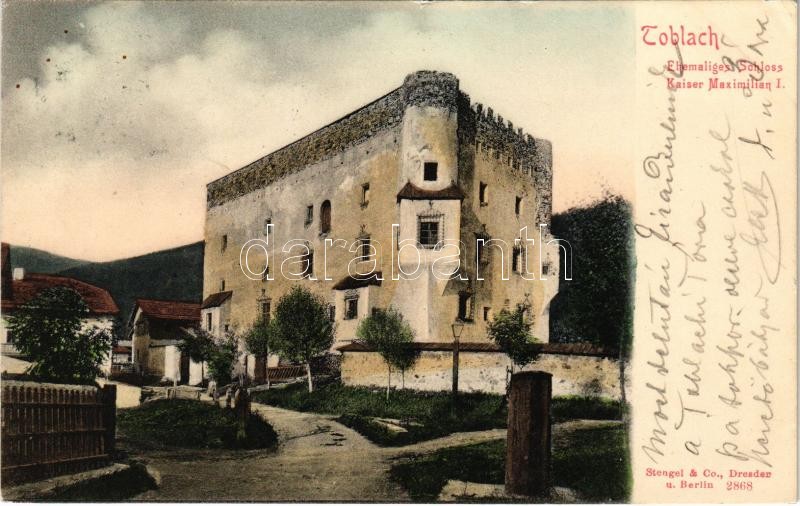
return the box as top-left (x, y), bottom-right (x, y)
top-left (505, 371), bottom-right (551, 496)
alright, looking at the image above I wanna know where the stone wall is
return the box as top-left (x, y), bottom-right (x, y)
top-left (341, 349), bottom-right (626, 400)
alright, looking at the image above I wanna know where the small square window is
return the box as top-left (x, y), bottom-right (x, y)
top-left (458, 291), bottom-right (474, 322)
top-left (419, 220), bottom-right (440, 248)
top-left (479, 182), bottom-right (488, 206)
top-left (513, 246), bottom-right (525, 274)
top-left (302, 251), bottom-right (314, 277)
top-left (361, 183), bottom-right (370, 207)
top-left (359, 237), bottom-right (371, 261)
top-left (423, 162), bottom-right (438, 181)
top-left (345, 296), bottom-right (359, 320)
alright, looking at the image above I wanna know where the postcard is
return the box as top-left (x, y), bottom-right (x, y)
top-left (0, 1), bottom-right (796, 503)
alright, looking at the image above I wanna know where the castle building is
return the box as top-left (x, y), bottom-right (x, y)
top-left (203, 71), bottom-right (560, 379)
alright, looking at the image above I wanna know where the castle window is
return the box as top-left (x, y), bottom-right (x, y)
top-left (515, 197), bottom-right (523, 216)
top-left (328, 304), bottom-right (336, 322)
top-left (224, 323), bottom-right (230, 334)
top-left (424, 162), bottom-right (438, 181)
top-left (305, 205), bottom-right (314, 226)
top-left (479, 182), bottom-right (488, 206)
top-left (361, 183), bottom-right (370, 208)
top-left (221, 234), bottom-right (228, 252)
top-left (418, 213), bottom-right (443, 248)
top-left (302, 251), bottom-right (314, 278)
top-left (358, 236), bottom-right (371, 261)
top-left (483, 307), bottom-right (491, 321)
top-left (260, 300), bottom-right (271, 323)
top-left (206, 313), bottom-right (212, 332)
top-left (513, 245), bottom-right (525, 274)
top-left (458, 291), bottom-right (474, 322)
top-left (320, 200), bottom-right (331, 234)
top-left (262, 262), bottom-right (269, 281)
top-left (263, 218), bottom-right (272, 236)
top-left (220, 279), bottom-right (225, 291)
top-left (344, 295), bottom-right (359, 320)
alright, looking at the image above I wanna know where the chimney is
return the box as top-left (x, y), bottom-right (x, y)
top-left (12, 267), bottom-right (25, 281)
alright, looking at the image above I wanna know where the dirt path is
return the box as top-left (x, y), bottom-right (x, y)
top-left (129, 401), bottom-right (622, 501)
top-left (130, 403), bottom-right (408, 501)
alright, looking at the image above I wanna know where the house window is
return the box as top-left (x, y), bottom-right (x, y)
top-left (221, 234), bottom-right (228, 252)
top-left (515, 197), bottom-right (523, 216)
top-left (479, 182), bottom-right (488, 206)
top-left (261, 300), bottom-right (271, 323)
top-left (358, 236), bottom-right (371, 261)
top-left (458, 291), bottom-right (474, 322)
top-left (513, 245), bottom-right (525, 274)
top-left (206, 313), bottom-right (212, 332)
top-left (361, 183), bottom-right (370, 208)
top-left (328, 304), bottom-right (336, 322)
top-left (263, 218), bottom-right (272, 236)
top-left (345, 295), bottom-right (359, 320)
top-left (220, 279), bottom-right (225, 291)
top-left (302, 251), bottom-right (313, 278)
top-left (305, 205), bottom-right (313, 226)
top-left (6, 330), bottom-right (14, 344)
top-left (418, 213), bottom-right (443, 248)
top-left (320, 200), bottom-right (332, 234)
top-left (483, 307), bottom-right (491, 321)
top-left (423, 162), bottom-right (438, 181)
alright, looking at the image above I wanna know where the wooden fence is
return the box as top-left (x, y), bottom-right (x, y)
top-left (1, 380), bottom-right (116, 484)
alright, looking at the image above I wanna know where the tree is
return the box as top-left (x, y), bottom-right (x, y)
top-left (179, 327), bottom-right (215, 384)
top-left (244, 317), bottom-right (278, 389)
top-left (356, 307), bottom-right (417, 398)
top-left (487, 305), bottom-right (539, 373)
top-left (271, 286), bottom-right (335, 392)
top-left (550, 194), bottom-right (633, 404)
top-left (7, 287), bottom-right (111, 385)
top-left (206, 333), bottom-right (239, 385)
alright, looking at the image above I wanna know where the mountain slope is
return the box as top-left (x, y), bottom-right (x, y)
top-left (8, 245), bottom-right (91, 274)
top-left (58, 242), bottom-right (205, 326)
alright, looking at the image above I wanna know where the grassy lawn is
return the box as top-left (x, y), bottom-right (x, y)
top-left (390, 423), bottom-right (630, 502)
top-left (252, 382), bottom-right (623, 446)
top-left (118, 399), bottom-right (278, 450)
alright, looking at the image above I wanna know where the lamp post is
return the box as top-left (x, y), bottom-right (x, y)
top-left (451, 322), bottom-right (464, 397)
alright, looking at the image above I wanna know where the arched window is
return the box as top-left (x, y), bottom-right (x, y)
top-left (320, 200), bottom-right (332, 234)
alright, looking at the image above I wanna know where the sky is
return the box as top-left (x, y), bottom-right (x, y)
top-left (2, 1), bottom-right (634, 262)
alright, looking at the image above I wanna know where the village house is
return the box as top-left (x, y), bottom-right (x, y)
top-left (128, 298), bottom-right (202, 384)
top-left (0, 242), bottom-right (119, 375)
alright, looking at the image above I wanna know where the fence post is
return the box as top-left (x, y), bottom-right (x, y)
top-left (505, 371), bottom-right (552, 497)
top-left (101, 384), bottom-right (117, 454)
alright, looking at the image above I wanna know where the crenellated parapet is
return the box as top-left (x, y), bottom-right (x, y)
top-left (207, 87), bottom-right (406, 209)
top-left (467, 99), bottom-right (553, 225)
top-left (207, 70), bottom-right (552, 221)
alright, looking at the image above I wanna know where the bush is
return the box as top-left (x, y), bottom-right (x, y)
top-left (118, 399), bottom-right (277, 450)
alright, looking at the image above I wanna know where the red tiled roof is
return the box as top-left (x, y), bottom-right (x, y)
top-left (396, 182), bottom-right (465, 202)
top-left (201, 291), bottom-right (233, 309)
top-left (1, 273), bottom-right (119, 315)
top-left (338, 341), bottom-right (613, 357)
top-left (332, 272), bottom-right (383, 291)
top-left (135, 298), bottom-right (201, 321)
